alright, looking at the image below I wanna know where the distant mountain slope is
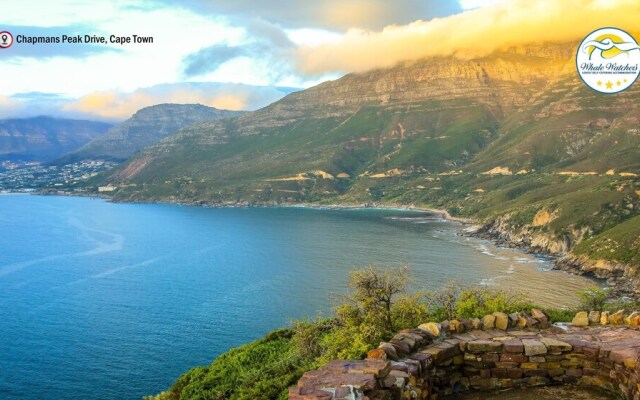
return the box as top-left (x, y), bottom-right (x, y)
top-left (86, 42), bottom-right (638, 290)
top-left (55, 104), bottom-right (243, 164)
top-left (0, 117), bottom-right (112, 162)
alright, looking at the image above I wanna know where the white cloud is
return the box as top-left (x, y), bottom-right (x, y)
top-left (295, 0), bottom-right (640, 75)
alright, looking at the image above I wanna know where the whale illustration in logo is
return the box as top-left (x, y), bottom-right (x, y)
top-left (582, 35), bottom-right (640, 61)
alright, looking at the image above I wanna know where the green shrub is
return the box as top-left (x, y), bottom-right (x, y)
top-left (577, 286), bottom-right (608, 311)
top-left (454, 286), bottom-right (531, 318)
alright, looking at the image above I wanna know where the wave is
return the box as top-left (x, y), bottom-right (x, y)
top-left (0, 217), bottom-right (124, 278)
top-left (91, 257), bottom-right (164, 278)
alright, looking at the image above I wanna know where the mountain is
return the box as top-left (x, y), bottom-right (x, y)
top-left (91, 42), bottom-right (639, 291)
top-left (0, 116), bottom-right (112, 162)
top-left (54, 104), bottom-right (243, 164)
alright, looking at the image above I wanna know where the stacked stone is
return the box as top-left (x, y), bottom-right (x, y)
top-left (571, 310), bottom-right (640, 327)
top-left (290, 309), bottom-right (640, 400)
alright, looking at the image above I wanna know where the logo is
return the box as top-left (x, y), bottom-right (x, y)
top-left (0, 31), bottom-right (13, 49)
top-left (576, 27), bottom-right (640, 94)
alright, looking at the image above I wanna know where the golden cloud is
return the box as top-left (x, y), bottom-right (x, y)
top-left (62, 84), bottom-right (289, 120)
top-left (296, 0), bottom-right (640, 74)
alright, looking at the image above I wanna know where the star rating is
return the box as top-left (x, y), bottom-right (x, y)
top-left (597, 81), bottom-right (602, 86)
top-left (617, 80), bottom-right (622, 86)
top-left (606, 81), bottom-right (613, 89)
top-left (624, 79), bottom-right (628, 83)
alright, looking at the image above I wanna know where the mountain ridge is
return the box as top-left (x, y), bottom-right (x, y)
top-left (0, 116), bottom-right (112, 162)
top-left (54, 103), bottom-right (243, 164)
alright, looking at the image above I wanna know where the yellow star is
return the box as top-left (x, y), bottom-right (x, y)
top-left (606, 81), bottom-right (613, 89)
top-left (624, 79), bottom-right (628, 83)
top-left (597, 81), bottom-right (602, 86)
top-left (617, 80), bottom-right (622, 86)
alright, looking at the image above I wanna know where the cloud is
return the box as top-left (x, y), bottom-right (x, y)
top-left (183, 45), bottom-right (244, 76)
top-left (182, 18), bottom-right (296, 79)
top-left (61, 82), bottom-right (296, 120)
top-left (295, 0), bottom-right (640, 75)
top-left (156, 0), bottom-right (461, 30)
top-left (0, 25), bottom-right (120, 59)
top-left (0, 96), bottom-right (25, 119)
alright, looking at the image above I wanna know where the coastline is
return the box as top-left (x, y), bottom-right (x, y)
top-left (26, 190), bottom-right (621, 296)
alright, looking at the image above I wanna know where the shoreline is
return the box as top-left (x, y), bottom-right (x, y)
top-left (27, 191), bottom-right (612, 287)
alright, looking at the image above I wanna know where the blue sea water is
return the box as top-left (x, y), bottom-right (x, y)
top-left (0, 194), bottom-right (596, 400)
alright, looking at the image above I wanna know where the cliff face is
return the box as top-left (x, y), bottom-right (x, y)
top-left (477, 212), bottom-right (640, 296)
top-left (0, 117), bottom-right (112, 162)
top-left (55, 104), bottom-right (242, 163)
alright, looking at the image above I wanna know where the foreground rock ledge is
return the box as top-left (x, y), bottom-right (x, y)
top-left (290, 310), bottom-right (640, 400)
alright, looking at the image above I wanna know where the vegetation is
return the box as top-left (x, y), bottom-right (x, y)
top-left (146, 265), bottom-right (593, 400)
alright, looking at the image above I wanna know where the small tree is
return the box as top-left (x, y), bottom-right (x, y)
top-left (347, 264), bottom-right (409, 335)
top-left (425, 279), bottom-right (462, 320)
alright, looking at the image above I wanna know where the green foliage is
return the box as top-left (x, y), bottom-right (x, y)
top-left (455, 287), bottom-right (532, 318)
top-left (147, 267), bottom-right (609, 400)
top-left (145, 329), bottom-right (310, 400)
top-left (577, 286), bottom-right (609, 311)
top-left (544, 308), bottom-right (577, 323)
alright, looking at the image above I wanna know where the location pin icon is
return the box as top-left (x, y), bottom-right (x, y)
top-left (1, 35), bottom-right (6, 44)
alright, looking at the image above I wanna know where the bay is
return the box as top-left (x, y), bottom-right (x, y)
top-left (0, 194), bottom-right (596, 400)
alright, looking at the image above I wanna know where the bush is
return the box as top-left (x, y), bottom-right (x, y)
top-left (454, 286), bottom-right (531, 318)
top-left (424, 280), bottom-right (461, 321)
top-left (577, 286), bottom-right (608, 311)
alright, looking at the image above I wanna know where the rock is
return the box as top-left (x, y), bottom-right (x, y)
top-left (588, 311), bottom-right (601, 324)
top-left (600, 311), bottom-right (610, 325)
top-left (516, 314), bottom-right (528, 328)
top-left (540, 337), bottom-right (572, 353)
top-left (625, 311), bottom-right (640, 326)
top-left (460, 318), bottom-right (474, 331)
top-left (421, 342), bottom-right (460, 362)
top-left (531, 309), bottom-right (549, 328)
top-left (610, 310), bottom-right (626, 325)
top-left (572, 311), bottom-right (590, 327)
top-left (493, 312), bottom-right (509, 331)
top-left (450, 319), bottom-right (464, 333)
top-left (408, 352), bottom-right (433, 369)
top-left (471, 318), bottom-right (482, 330)
top-left (367, 348), bottom-right (387, 360)
top-left (522, 312), bottom-right (540, 328)
top-left (630, 312), bottom-right (640, 327)
top-left (289, 387), bottom-right (333, 399)
top-left (508, 313), bottom-right (519, 328)
top-left (503, 340), bottom-right (524, 353)
top-left (418, 322), bottom-right (441, 337)
top-left (482, 314), bottom-right (496, 330)
top-left (466, 340), bottom-right (503, 353)
top-left (378, 343), bottom-right (399, 361)
top-left (322, 359), bottom-right (391, 377)
top-left (389, 339), bottom-right (410, 356)
top-left (440, 320), bottom-right (451, 333)
top-left (522, 339), bottom-right (547, 356)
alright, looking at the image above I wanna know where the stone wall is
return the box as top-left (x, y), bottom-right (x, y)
top-left (290, 309), bottom-right (640, 400)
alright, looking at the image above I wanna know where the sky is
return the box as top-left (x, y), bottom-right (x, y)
top-left (0, 0), bottom-right (637, 121)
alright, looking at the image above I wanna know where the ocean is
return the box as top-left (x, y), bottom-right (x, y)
top-left (0, 194), bottom-right (596, 399)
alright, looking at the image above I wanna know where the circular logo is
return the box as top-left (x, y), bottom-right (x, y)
top-left (0, 31), bottom-right (13, 49)
top-left (576, 27), bottom-right (640, 94)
